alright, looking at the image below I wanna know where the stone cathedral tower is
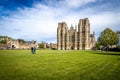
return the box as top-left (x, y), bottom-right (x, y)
top-left (57, 18), bottom-right (95, 50)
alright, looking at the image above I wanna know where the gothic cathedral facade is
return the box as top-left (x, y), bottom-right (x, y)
top-left (57, 18), bottom-right (95, 50)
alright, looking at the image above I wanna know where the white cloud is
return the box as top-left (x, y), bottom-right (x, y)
top-left (0, 4), bottom-right (61, 42)
top-left (90, 12), bottom-right (120, 32)
top-left (0, 1), bottom-right (120, 43)
top-left (64, 0), bottom-right (97, 8)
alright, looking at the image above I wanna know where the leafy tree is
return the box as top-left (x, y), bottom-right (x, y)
top-left (0, 36), bottom-right (7, 44)
top-left (98, 28), bottom-right (119, 50)
top-left (0, 39), bottom-right (7, 44)
top-left (39, 44), bottom-right (44, 49)
top-left (95, 42), bottom-right (101, 50)
top-left (18, 39), bottom-right (26, 44)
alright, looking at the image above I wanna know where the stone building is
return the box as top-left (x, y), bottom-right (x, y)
top-left (0, 36), bottom-right (19, 49)
top-left (0, 36), bottom-right (38, 49)
top-left (50, 43), bottom-right (57, 50)
top-left (19, 41), bottom-right (37, 49)
top-left (0, 44), bottom-right (7, 49)
top-left (57, 18), bottom-right (95, 50)
top-left (7, 38), bottom-right (20, 49)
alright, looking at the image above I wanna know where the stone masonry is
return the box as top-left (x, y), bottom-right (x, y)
top-left (57, 18), bottom-right (95, 50)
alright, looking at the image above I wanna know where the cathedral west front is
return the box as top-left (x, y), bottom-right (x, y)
top-left (57, 18), bottom-right (95, 50)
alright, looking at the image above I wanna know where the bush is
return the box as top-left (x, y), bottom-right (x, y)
top-left (109, 47), bottom-right (120, 52)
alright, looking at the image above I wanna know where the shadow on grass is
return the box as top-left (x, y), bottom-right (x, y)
top-left (118, 58), bottom-right (120, 60)
top-left (92, 51), bottom-right (120, 56)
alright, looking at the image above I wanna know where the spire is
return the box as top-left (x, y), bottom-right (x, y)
top-left (93, 31), bottom-right (95, 37)
top-left (70, 24), bottom-right (74, 30)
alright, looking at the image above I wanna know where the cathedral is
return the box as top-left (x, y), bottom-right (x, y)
top-left (57, 18), bottom-right (95, 50)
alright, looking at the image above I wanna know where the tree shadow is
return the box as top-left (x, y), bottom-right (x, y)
top-left (117, 58), bottom-right (120, 60)
top-left (93, 52), bottom-right (120, 56)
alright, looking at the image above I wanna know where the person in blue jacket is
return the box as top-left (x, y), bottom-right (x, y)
top-left (33, 46), bottom-right (36, 54)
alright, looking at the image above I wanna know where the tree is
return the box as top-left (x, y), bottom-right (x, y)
top-left (0, 36), bottom-right (7, 44)
top-left (95, 42), bottom-right (101, 50)
top-left (98, 28), bottom-right (119, 50)
top-left (39, 44), bottom-right (44, 49)
top-left (0, 39), bottom-right (6, 44)
top-left (18, 39), bottom-right (26, 44)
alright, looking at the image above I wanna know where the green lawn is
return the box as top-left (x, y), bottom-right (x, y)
top-left (0, 50), bottom-right (120, 80)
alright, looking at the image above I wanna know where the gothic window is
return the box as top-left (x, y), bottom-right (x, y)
top-left (61, 32), bottom-right (62, 36)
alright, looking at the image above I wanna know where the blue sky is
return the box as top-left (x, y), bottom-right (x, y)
top-left (0, 0), bottom-right (120, 43)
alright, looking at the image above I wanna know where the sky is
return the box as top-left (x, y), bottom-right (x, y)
top-left (0, 0), bottom-right (120, 43)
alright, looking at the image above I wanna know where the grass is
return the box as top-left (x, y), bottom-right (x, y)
top-left (0, 50), bottom-right (120, 80)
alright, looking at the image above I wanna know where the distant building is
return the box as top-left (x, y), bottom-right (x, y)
top-left (50, 43), bottom-right (57, 50)
top-left (57, 18), bottom-right (95, 50)
top-left (18, 41), bottom-right (38, 49)
top-left (0, 36), bottom-right (38, 49)
top-left (0, 44), bottom-right (7, 49)
top-left (7, 38), bottom-right (20, 49)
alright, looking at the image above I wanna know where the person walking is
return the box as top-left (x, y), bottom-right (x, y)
top-left (31, 47), bottom-right (34, 54)
top-left (33, 46), bottom-right (36, 54)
